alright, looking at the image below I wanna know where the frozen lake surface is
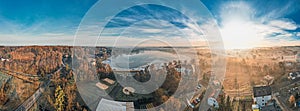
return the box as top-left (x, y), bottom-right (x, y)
top-left (107, 50), bottom-right (190, 70)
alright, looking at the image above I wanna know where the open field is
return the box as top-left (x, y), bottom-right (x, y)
top-left (221, 47), bottom-right (300, 98)
top-left (0, 46), bottom-right (299, 110)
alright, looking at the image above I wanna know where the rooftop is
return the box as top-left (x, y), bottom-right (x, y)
top-left (261, 105), bottom-right (276, 111)
top-left (96, 98), bottom-right (134, 111)
top-left (253, 86), bottom-right (272, 97)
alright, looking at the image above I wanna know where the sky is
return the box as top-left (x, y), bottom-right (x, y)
top-left (0, 0), bottom-right (299, 49)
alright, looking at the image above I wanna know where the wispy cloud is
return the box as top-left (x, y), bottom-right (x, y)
top-left (0, 1), bottom-right (299, 48)
top-left (213, 1), bottom-right (300, 49)
top-left (297, 32), bottom-right (300, 37)
top-left (268, 19), bottom-right (298, 30)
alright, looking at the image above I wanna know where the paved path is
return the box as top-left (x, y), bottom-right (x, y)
top-left (0, 68), bottom-right (41, 83)
top-left (14, 59), bottom-right (65, 111)
top-left (273, 95), bottom-right (290, 111)
top-left (14, 67), bottom-right (62, 111)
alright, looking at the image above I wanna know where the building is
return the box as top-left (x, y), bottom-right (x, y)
top-left (297, 53), bottom-right (300, 62)
top-left (261, 104), bottom-right (276, 111)
top-left (205, 89), bottom-right (220, 109)
top-left (288, 71), bottom-right (300, 80)
top-left (208, 97), bottom-right (219, 108)
top-left (262, 75), bottom-right (274, 85)
top-left (96, 82), bottom-right (109, 90)
top-left (252, 104), bottom-right (259, 111)
top-left (281, 55), bottom-right (297, 62)
top-left (253, 86), bottom-right (272, 107)
top-left (96, 98), bottom-right (134, 111)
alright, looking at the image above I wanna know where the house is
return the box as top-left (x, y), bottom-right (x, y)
top-left (205, 89), bottom-right (219, 109)
top-left (91, 60), bottom-right (96, 66)
top-left (0, 58), bottom-right (9, 62)
top-left (208, 97), bottom-right (219, 108)
top-left (281, 55), bottom-right (297, 62)
top-left (252, 104), bottom-right (259, 111)
top-left (253, 86), bottom-right (272, 108)
top-left (103, 78), bottom-right (115, 85)
top-left (297, 52), bottom-right (300, 63)
top-left (288, 71), bottom-right (300, 80)
top-left (262, 75), bottom-right (274, 85)
top-left (63, 54), bottom-right (69, 58)
top-left (296, 100), bottom-right (300, 108)
top-left (96, 82), bottom-right (109, 90)
top-left (96, 98), bottom-right (134, 111)
top-left (261, 104), bottom-right (276, 111)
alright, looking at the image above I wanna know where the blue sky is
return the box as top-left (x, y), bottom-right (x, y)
top-left (0, 0), bottom-right (299, 48)
top-left (0, 0), bottom-right (97, 34)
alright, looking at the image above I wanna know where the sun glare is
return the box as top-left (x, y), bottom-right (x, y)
top-left (218, 2), bottom-right (264, 50)
top-left (220, 18), bottom-right (261, 50)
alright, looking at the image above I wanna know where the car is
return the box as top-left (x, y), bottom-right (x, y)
top-left (192, 99), bottom-right (199, 104)
top-left (188, 104), bottom-right (195, 108)
top-left (274, 92), bottom-right (280, 96)
top-left (186, 98), bottom-right (195, 108)
top-left (212, 80), bottom-right (220, 86)
top-left (197, 85), bottom-right (201, 89)
top-left (196, 98), bottom-right (201, 102)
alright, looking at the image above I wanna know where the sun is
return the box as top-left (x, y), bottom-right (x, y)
top-left (220, 19), bottom-right (261, 49)
top-left (218, 1), bottom-right (263, 50)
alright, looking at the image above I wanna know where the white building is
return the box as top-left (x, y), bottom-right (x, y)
top-left (253, 86), bottom-right (272, 108)
top-left (207, 90), bottom-right (219, 109)
top-left (297, 53), bottom-right (300, 62)
top-left (252, 104), bottom-right (259, 111)
top-left (281, 55), bottom-right (297, 62)
top-left (1, 58), bottom-right (9, 62)
top-left (207, 97), bottom-right (219, 108)
top-left (96, 98), bottom-right (134, 111)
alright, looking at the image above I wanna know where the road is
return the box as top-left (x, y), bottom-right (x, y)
top-left (266, 71), bottom-right (300, 111)
top-left (182, 80), bottom-right (219, 111)
top-left (0, 68), bottom-right (41, 83)
top-left (14, 67), bottom-right (62, 111)
top-left (0, 68), bottom-right (40, 77)
top-left (272, 78), bottom-right (300, 111)
top-left (273, 95), bottom-right (290, 111)
top-left (14, 79), bottom-right (51, 111)
top-left (14, 60), bottom-right (65, 111)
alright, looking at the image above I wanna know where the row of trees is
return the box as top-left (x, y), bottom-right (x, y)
top-left (0, 81), bottom-right (9, 106)
top-left (218, 94), bottom-right (233, 111)
top-left (54, 86), bottom-right (65, 111)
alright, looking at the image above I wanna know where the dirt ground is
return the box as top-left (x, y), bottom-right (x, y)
top-left (197, 47), bottom-right (300, 98)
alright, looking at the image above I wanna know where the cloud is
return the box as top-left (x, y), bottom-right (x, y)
top-left (0, 2), bottom-right (299, 48)
top-left (297, 32), bottom-right (300, 37)
top-left (74, 2), bottom-right (300, 48)
top-left (215, 1), bottom-right (300, 49)
top-left (268, 19), bottom-right (298, 30)
top-left (261, 1), bottom-right (298, 20)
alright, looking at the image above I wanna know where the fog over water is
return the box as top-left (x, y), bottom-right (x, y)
top-left (108, 50), bottom-right (191, 70)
